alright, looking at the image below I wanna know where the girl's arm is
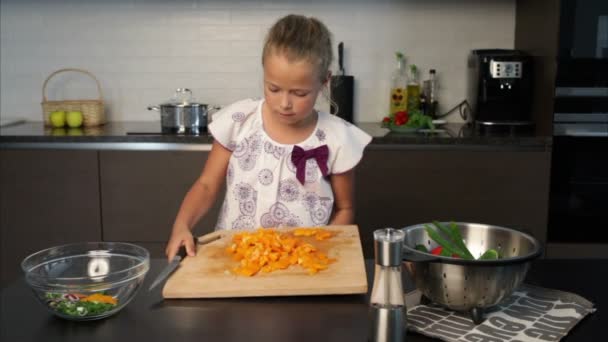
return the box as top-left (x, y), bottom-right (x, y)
top-left (165, 140), bottom-right (231, 260)
top-left (328, 169), bottom-right (356, 225)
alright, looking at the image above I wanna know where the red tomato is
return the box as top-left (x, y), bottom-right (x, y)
top-left (431, 246), bottom-right (443, 255)
top-left (394, 119), bottom-right (403, 126)
top-left (395, 111), bottom-right (409, 123)
top-left (382, 117), bottom-right (391, 124)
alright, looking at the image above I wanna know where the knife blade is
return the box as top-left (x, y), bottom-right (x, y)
top-left (148, 231), bottom-right (225, 292)
top-left (148, 248), bottom-right (187, 292)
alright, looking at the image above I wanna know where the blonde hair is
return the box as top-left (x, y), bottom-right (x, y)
top-left (262, 14), bottom-right (333, 84)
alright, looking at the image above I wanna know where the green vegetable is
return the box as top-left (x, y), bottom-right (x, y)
top-left (438, 221), bottom-right (475, 260)
top-left (424, 224), bottom-right (472, 259)
top-left (45, 292), bottom-right (117, 317)
top-left (415, 244), bottom-right (428, 252)
top-left (424, 221), bottom-right (503, 260)
top-left (424, 222), bottom-right (475, 260)
top-left (479, 249), bottom-right (500, 260)
top-left (405, 110), bottom-right (435, 130)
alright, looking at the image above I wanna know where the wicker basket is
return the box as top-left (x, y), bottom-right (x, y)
top-left (41, 68), bottom-right (106, 127)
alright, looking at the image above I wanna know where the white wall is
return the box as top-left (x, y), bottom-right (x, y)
top-left (0, 0), bottom-right (515, 123)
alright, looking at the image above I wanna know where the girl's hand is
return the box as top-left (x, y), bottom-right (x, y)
top-left (165, 227), bottom-right (196, 262)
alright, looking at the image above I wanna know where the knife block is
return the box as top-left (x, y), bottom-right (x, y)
top-left (330, 75), bottom-right (354, 123)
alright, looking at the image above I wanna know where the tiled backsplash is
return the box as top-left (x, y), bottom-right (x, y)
top-left (0, 0), bottom-right (515, 123)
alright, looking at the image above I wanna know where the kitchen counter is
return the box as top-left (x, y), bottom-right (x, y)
top-left (1, 259), bottom-right (603, 342)
top-left (0, 121), bottom-right (552, 151)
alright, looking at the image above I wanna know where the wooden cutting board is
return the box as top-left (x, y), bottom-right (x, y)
top-left (162, 225), bottom-right (368, 298)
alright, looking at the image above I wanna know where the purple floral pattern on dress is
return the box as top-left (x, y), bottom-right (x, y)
top-left (234, 182), bottom-right (254, 201)
top-left (319, 197), bottom-right (332, 209)
top-left (315, 129), bottom-right (326, 142)
top-left (258, 169), bottom-right (273, 185)
top-left (230, 182), bottom-right (257, 229)
top-left (239, 154), bottom-right (256, 171)
top-left (264, 142), bottom-right (274, 154)
top-left (260, 213), bottom-right (278, 228)
top-left (227, 163), bottom-right (234, 186)
top-left (312, 206), bottom-right (329, 224)
top-left (270, 202), bottom-right (288, 221)
top-left (278, 179), bottom-right (300, 202)
top-left (302, 192), bottom-right (319, 210)
top-left (286, 152), bottom-right (296, 173)
top-left (305, 159), bottom-right (319, 183)
top-left (232, 112), bottom-right (246, 122)
top-left (284, 216), bottom-right (302, 227)
top-left (232, 215), bottom-right (255, 230)
top-left (249, 133), bottom-right (262, 155)
top-left (260, 202), bottom-right (302, 227)
top-left (304, 195), bottom-right (333, 225)
top-left (235, 133), bottom-right (263, 171)
top-left (234, 139), bottom-right (248, 158)
top-left (240, 200), bottom-right (256, 216)
top-left (264, 142), bottom-right (285, 159)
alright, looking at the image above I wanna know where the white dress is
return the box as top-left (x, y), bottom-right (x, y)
top-left (208, 98), bottom-right (372, 231)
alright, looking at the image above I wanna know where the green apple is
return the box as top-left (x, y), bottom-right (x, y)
top-left (50, 128), bottom-right (67, 136)
top-left (67, 128), bottom-right (83, 136)
top-left (49, 111), bottom-right (66, 127)
top-left (66, 111), bottom-right (83, 128)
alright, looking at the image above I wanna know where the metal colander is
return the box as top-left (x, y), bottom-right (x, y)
top-left (401, 222), bottom-right (542, 324)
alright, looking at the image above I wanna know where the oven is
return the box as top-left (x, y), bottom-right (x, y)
top-left (548, 137), bottom-right (608, 243)
top-left (548, 0), bottom-right (608, 244)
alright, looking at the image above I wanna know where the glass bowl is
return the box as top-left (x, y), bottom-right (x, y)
top-left (21, 242), bottom-right (150, 321)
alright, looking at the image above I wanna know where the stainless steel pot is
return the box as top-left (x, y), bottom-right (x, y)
top-left (148, 88), bottom-right (219, 134)
top-left (401, 222), bottom-right (542, 324)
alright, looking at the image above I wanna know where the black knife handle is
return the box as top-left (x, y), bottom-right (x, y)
top-left (176, 236), bottom-right (196, 260)
top-left (177, 246), bottom-right (188, 260)
top-left (338, 42), bottom-right (344, 74)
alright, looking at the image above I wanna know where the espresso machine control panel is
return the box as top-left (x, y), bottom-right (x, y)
top-left (489, 60), bottom-right (522, 79)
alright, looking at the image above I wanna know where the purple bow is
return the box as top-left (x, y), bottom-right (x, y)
top-left (291, 145), bottom-right (329, 185)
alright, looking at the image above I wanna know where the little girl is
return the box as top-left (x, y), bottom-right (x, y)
top-left (165, 14), bottom-right (372, 260)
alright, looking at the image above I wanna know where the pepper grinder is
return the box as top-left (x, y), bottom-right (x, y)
top-left (369, 228), bottom-right (406, 342)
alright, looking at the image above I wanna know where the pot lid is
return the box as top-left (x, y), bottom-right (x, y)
top-left (161, 88), bottom-right (206, 107)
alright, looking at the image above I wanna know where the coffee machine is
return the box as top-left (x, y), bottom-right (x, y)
top-left (467, 49), bottom-right (534, 130)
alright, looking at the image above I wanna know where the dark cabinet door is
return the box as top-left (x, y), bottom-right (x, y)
top-left (99, 151), bottom-right (222, 254)
top-left (354, 149), bottom-right (551, 258)
top-left (559, 0), bottom-right (608, 59)
top-left (0, 149), bottom-right (101, 287)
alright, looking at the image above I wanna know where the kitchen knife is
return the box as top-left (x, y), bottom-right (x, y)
top-left (148, 247), bottom-right (187, 292)
top-left (338, 42), bottom-right (345, 76)
top-left (148, 231), bottom-right (224, 292)
top-left (331, 42), bottom-right (354, 123)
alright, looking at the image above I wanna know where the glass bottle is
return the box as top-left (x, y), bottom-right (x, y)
top-left (406, 64), bottom-right (421, 112)
top-left (389, 52), bottom-right (408, 116)
top-left (428, 69), bottom-right (439, 118)
top-left (369, 228), bottom-right (406, 342)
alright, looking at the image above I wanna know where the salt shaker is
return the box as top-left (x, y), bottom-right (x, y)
top-left (369, 228), bottom-right (406, 342)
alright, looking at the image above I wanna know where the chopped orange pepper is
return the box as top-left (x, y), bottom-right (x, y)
top-left (226, 228), bottom-right (337, 276)
top-left (81, 293), bottom-right (118, 305)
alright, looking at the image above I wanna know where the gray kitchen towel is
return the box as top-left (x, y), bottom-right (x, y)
top-left (406, 284), bottom-right (596, 342)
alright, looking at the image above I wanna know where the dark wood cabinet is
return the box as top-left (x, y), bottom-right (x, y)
top-left (99, 151), bottom-right (222, 248)
top-left (0, 146), bottom-right (553, 287)
top-left (0, 150), bottom-right (101, 287)
top-left (354, 149), bottom-right (551, 258)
